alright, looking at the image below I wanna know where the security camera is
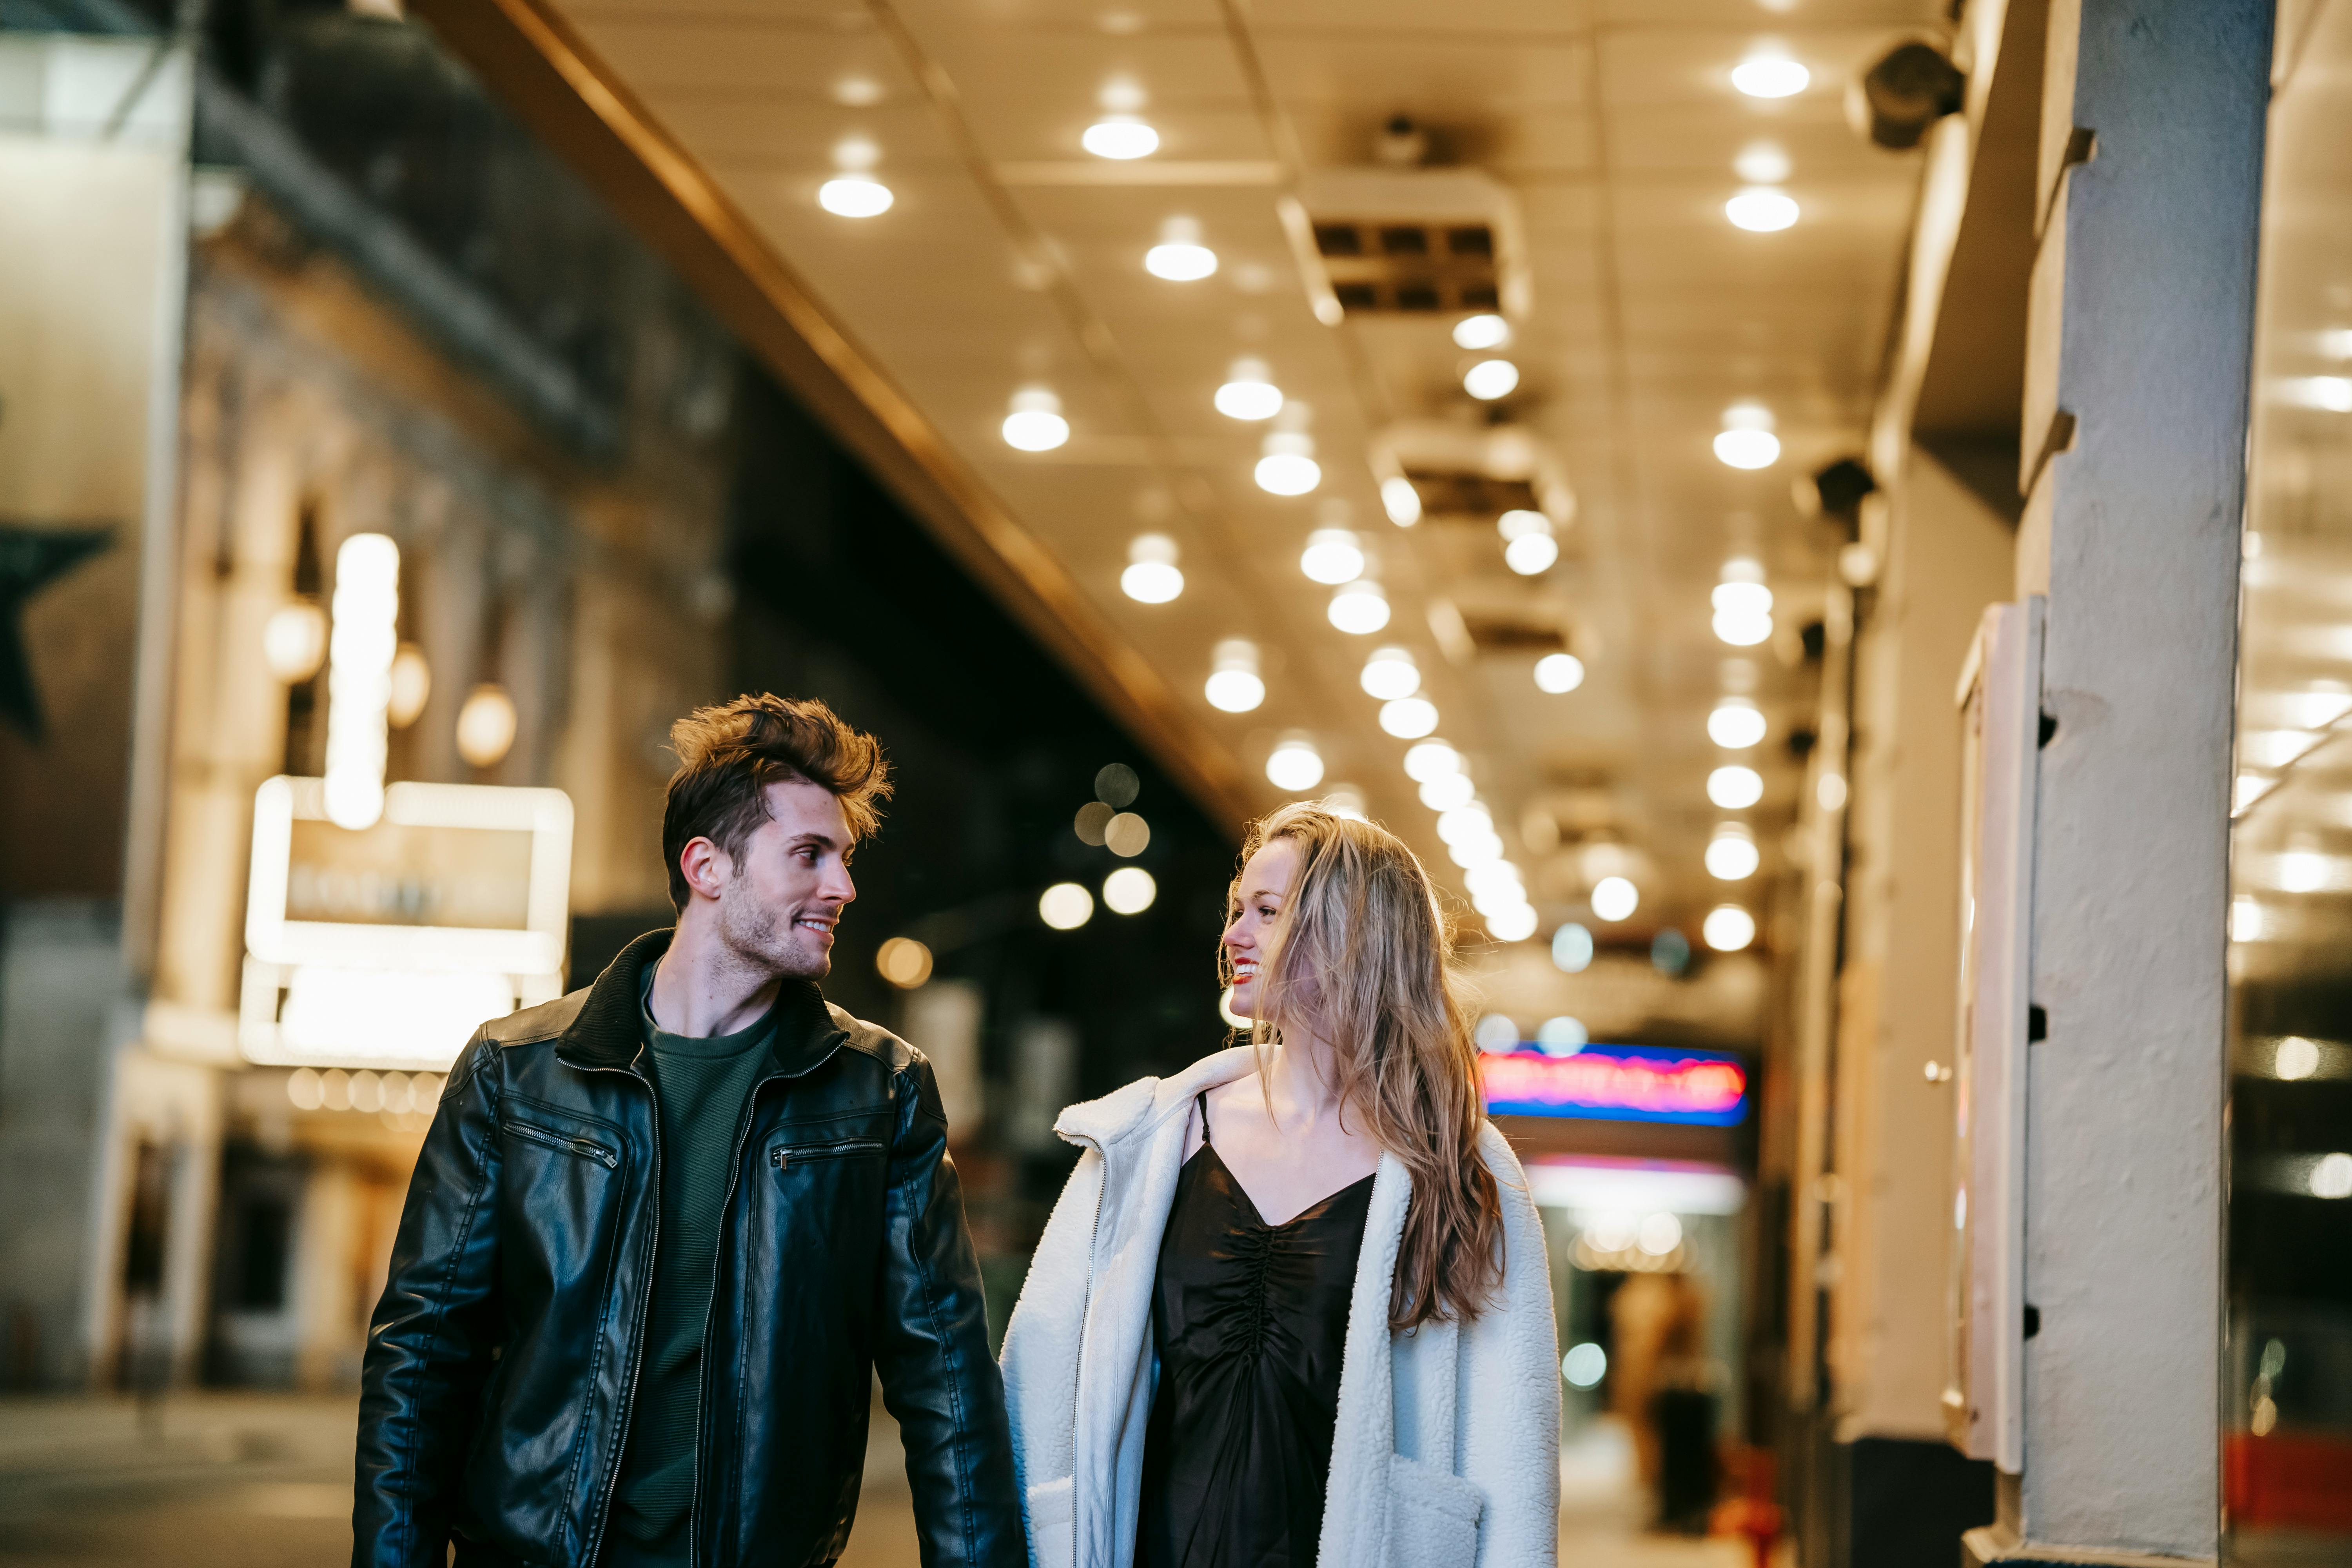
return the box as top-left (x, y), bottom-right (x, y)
top-left (1796, 457), bottom-right (1877, 524)
top-left (1848, 38), bottom-right (1965, 150)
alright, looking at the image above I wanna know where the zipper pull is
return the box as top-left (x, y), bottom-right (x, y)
top-left (770, 1147), bottom-right (785, 1170)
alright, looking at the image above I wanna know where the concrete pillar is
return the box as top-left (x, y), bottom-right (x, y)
top-left (1983, 1), bottom-right (2270, 1561)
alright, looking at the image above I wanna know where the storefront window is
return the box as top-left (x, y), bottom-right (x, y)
top-left (2229, 5), bottom-right (2352, 1552)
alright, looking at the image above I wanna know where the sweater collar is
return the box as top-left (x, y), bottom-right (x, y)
top-left (558, 927), bottom-right (845, 1077)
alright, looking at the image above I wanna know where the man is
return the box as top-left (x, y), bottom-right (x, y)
top-left (355, 694), bottom-right (1023, 1568)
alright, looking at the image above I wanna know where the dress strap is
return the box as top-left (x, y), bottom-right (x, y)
top-left (1195, 1090), bottom-right (1212, 1146)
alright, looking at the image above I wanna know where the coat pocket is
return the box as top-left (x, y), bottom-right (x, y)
top-left (1024, 1474), bottom-right (1074, 1568)
top-left (1385, 1452), bottom-right (1483, 1568)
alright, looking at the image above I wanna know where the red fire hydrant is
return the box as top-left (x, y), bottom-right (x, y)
top-left (1710, 1447), bottom-right (1784, 1568)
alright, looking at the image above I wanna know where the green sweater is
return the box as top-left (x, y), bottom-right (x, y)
top-left (601, 973), bottom-right (777, 1567)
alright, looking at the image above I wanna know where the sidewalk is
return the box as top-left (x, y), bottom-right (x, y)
top-left (0, 1394), bottom-right (357, 1568)
top-left (0, 1394), bottom-right (1778, 1567)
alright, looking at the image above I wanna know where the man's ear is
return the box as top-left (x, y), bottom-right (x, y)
top-left (678, 836), bottom-right (732, 903)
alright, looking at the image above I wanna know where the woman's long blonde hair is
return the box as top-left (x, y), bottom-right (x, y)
top-left (1225, 801), bottom-right (1503, 1329)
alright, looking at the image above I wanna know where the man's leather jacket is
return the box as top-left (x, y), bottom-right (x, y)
top-left (354, 930), bottom-right (1024, 1568)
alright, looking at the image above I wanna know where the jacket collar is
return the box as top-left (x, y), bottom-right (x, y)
top-left (1052, 1044), bottom-right (1261, 1150)
top-left (557, 926), bottom-right (847, 1077)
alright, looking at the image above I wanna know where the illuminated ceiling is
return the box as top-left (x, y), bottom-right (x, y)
top-left (425, 0), bottom-right (1938, 951)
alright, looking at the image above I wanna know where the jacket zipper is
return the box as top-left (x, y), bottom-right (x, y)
top-left (769, 1137), bottom-right (885, 1170)
top-left (506, 1120), bottom-right (620, 1168)
top-left (1066, 1135), bottom-right (1105, 1568)
top-left (578, 1050), bottom-right (660, 1568)
top-left (686, 1029), bottom-right (849, 1568)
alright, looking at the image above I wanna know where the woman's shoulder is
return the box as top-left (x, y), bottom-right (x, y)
top-left (1055, 1045), bottom-right (1259, 1149)
top-left (1472, 1118), bottom-right (1532, 1185)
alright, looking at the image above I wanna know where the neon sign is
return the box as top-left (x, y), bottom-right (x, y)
top-left (1480, 1045), bottom-right (1748, 1126)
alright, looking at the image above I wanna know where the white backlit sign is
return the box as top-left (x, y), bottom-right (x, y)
top-left (241, 776), bottom-right (573, 1070)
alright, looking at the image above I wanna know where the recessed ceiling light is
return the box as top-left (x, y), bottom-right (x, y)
top-left (1299, 528), bottom-right (1365, 585)
top-left (1437, 805), bottom-right (1494, 846)
top-left (1707, 825), bottom-right (1760, 881)
top-left (1714, 428), bottom-right (1780, 467)
top-left (1734, 141), bottom-right (1791, 182)
top-left (1453, 313), bottom-right (1510, 350)
top-left (1418, 771), bottom-right (1475, 809)
top-left (1256, 433), bottom-right (1321, 495)
top-left (1002, 388), bottom-right (1069, 451)
top-left (1703, 905), bottom-right (1757, 951)
top-left (1214, 359), bottom-right (1283, 421)
top-left (1327, 580), bottom-right (1390, 635)
top-left (818, 174), bottom-right (893, 218)
top-left (1463, 359), bottom-right (1520, 401)
top-left (1486, 906), bottom-right (1539, 943)
top-left (1403, 740), bottom-right (1461, 781)
top-left (1499, 509), bottom-right (1557, 575)
top-left (1713, 575), bottom-right (1773, 647)
top-left (1708, 697), bottom-right (1768, 749)
top-left (1465, 861), bottom-right (1521, 898)
top-left (1379, 697), bottom-right (1439, 738)
top-left (1381, 476), bottom-right (1423, 527)
top-left (1713, 405), bottom-right (1780, 468)
top-left (1083, 115), bottom-right (1160, 159)
top-left (1267, 737), bottom-right (1325, 791)
top-left (1144, 216), bottom-right (1216, 280)
top-left (1205, 639), bottom-right (1265, 713)
top-left (1361, 646), bottom-right (1419, 700)
top-left (1450, 832), bottom-right (1504, 869)
top-left (1708, 765), bottom-right (1764, 809)
top-left (1534, 653), bottom-right (1584, 693)
top-left (1120, 534), bottom-right (1183, 603)
top-left (832, 76), bottom-right (884, 107)
top-left (1591, 876), bottom-right (1639, 922)
top-left (1731, 53), bottom-right (1809, 98)
top-left (1726, 187), bottom-right (1800, 232)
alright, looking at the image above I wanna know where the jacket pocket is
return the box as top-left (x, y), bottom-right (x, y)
top-left (503, 1120), bottom-right (618, 1168)
top-left (1023, 1474), bottom-right (1073, 1568)
top-left (768, 1136), bottom-right (885, 1171)
top-left (1385, 1452), bottom-right (1482, 1568)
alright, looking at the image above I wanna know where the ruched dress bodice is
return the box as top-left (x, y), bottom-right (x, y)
top-left (1134, 1097), bottom-right (1375, 1568)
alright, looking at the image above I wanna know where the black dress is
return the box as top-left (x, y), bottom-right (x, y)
top-left (1135, 1094), bottom-right (1377, 1568)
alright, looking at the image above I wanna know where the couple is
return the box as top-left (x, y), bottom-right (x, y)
top-left (354, 693), bottom-right (1559, 1568)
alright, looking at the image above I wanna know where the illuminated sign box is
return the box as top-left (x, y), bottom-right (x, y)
top-left (1480, 1045), bottom-right (1748, 1127)
top-left (240, 776), bottom-right (573, 1071)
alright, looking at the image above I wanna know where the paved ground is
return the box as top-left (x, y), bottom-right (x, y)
top-left (0, 1394), bottom-right (1760, 1567)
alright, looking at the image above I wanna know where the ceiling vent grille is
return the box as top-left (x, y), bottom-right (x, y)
top-left (1373, 419), bottom-right (1575, 528)
top-left (1295, 168), bottom-right (1530, 321)
top-left (1312, 221), bottom-right (1498, 314)
top-left (1401, 469), bottom-right (1543, 522)
top-left (1458, 608), bottom-right (1568, 653)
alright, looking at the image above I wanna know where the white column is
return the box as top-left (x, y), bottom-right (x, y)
top-left (1995, 0), bottom-right (2269, 1561)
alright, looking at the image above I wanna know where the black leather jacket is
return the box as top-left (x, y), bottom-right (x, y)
top-left (354, 931), bottom-right (1024, 1568)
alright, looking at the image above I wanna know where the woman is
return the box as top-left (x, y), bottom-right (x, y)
top-left (1000, 802), bottom-right (1560, 1568)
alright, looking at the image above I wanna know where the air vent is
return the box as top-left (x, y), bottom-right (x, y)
top-left (1312, 221), bottom-right (1498, 314)
top-left (1458, 608), bottom-right (1568, 653)
top-left (1402, 470), bottom-right (1543, 521)
top-left (1372, 419), bottom-right (1576, 528)
top-left (1296, 168), bottom-right (1529, 321)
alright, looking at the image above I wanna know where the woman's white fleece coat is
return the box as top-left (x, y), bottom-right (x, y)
top-left (998, 1047), bottom-right (1561, 1568)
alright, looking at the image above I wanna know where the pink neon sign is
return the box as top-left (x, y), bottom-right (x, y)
top-left (1479, 1046), bottom-right (1748, 1125)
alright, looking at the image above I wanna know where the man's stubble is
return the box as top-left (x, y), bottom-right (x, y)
top-left (716, 873), bottom-right (832, 982)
